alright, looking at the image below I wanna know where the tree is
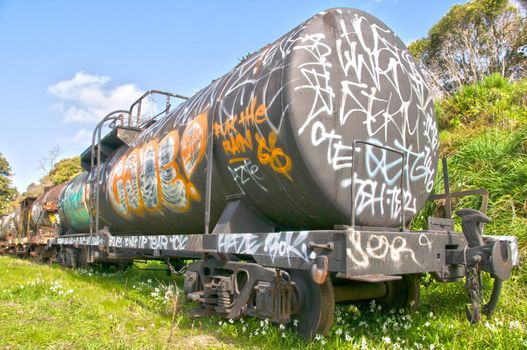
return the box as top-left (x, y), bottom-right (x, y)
top-left (38, 146), bottom-right (61, 175)
top-left (47, 156), bottom-right (82, 185)
top-left (409, 0), bottom-right (527, 93)
top-left (0, 153), bottom-right (19, 214)
top-left (21, 156), bottom-right (82, 198)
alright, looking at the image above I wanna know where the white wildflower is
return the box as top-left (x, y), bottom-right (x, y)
top-left (361, 337), bottom-right (368, 350)
top-left (383, 336), bottom-right (391, 344)
top-left (484, 321), bottom-right (497, 331)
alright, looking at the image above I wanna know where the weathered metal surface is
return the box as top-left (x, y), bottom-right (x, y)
top-left (14, 197), bottom-right (35, 238)
top-left (0, 214), bottom-right (15, 240)
top-left (30, 183), bottom-right (66, 231)
top-left (48, 228), bottom-right (475, 277)
top-left (344, 230), bottom-right (451, 277)
top-left (58, 172), bottom-right (91, 233)
top-left (59, 8), bottom-right (438, 235)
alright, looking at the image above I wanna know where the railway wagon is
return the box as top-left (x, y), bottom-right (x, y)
top-left (34, 7), bottom-right (517, 339)
top-left (0, 183), bottom-right (65, 258)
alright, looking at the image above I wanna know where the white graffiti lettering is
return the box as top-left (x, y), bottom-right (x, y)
top-left (263, 231), bottom-right (309, 265)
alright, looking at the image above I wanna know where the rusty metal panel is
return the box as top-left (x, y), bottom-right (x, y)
top-left (30, 182), bottom-right (66, 230)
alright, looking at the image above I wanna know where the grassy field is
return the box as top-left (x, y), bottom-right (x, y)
top-left (0, 255), bottom-right (525, 349)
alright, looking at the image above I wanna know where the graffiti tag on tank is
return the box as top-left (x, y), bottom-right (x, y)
top-left (214, 96), bottom-right (293, 189)
top-left (107, 112), bottom-right (208, 218)
top-left (292, 9), bottom-right (438, 224)
top-left (60, 173), bottom-right (91, 231)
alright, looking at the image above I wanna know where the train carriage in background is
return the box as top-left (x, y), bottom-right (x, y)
top-left (28, 183), bottom-right (67, 259)
top-left (0, 7), bottom-right (518, 339)
top-left (0, 183), bottom-right (66, 258)
top-left (0, 212), bottom-right (16, 253)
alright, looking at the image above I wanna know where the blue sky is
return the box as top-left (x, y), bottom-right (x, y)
top-left (0, 0), bottom-right (465, 191)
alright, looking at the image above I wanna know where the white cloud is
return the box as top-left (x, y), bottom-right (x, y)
top-left (55, 128), bottom-right (93, 147)
top-left (48, 71), bottom-right (144, 123)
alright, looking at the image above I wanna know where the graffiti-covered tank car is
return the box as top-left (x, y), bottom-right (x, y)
top-left (59, 8), bottom-right (438, 236)
top-left (3, 7), bottom-right (516, 340)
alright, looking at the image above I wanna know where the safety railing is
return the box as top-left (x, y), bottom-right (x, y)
top-left (128, 90), bottom-right (188, 128)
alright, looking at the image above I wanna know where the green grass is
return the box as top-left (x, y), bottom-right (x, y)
top-left (0, 256), bottom-right (526, 349)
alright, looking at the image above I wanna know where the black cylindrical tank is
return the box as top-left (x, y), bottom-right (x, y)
top-left (60, 8), bottom-right (438, 234)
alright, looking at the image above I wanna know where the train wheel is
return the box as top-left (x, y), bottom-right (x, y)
top-left (377, 274), bottom-right (420, 312)
top-left (289, 270), bottom-right (335, 339)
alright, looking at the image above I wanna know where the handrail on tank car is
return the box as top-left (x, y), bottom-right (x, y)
top-left (350, 140), bottom-right (407, 231)
top-left (90, 110), bottom-right (130, 234)
top-left (128, 90), bottom-right (189, 127)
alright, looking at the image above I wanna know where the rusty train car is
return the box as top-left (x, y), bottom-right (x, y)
top-left (0, 8), bottom-right (519, 339)
top-left (0, 183), bottom-right (65, 258)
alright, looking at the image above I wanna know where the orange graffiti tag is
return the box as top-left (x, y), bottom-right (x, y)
top-left (107, 110), bottom-right (208, 217)
top-left (213, 96), bottom-right (293, 180)
top-left (255, 131), bottom-right (292, 180)
top-left (213, 96), bottom-right (266, 138)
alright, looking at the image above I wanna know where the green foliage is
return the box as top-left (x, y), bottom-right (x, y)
top-left (414, 75), bottom-right (527, 257)
top-left (410, 0), bottom-right (527, 92)
top-left (435, 74), bottom-right (527, 131)
top-left (46, 156), bottom-right (82, 186)
top-left (446, 127), bottom-right (527, 243)
top-left (20, 156), bottom-right (82, 199)
top-left (0, 153), bottom-right (18, 215)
